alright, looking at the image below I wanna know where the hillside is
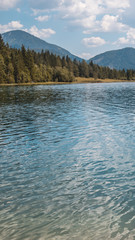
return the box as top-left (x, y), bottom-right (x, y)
top-left (89, 48), bottom-right (135, 70)
top-left (2, 30), bottom-right (82, 61)
top-left (1, 33), bottom-right (134, 85)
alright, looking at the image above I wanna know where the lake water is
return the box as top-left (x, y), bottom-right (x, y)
top-left (0, 83), bottom-right (135, 240)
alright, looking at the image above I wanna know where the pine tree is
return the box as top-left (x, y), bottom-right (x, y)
top-left (79, 60), bottom-right (89, 77)
top-left (0, 54), bottom-right (6, 83)
top-left (7, 62), bottom-right (15, 83)
top-left (0, 35), bottom-right (5, 54)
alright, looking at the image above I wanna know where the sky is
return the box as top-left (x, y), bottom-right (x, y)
top-left (0, 0), bottom-right (135, 59)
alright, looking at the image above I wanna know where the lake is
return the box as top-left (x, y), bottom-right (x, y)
top-left (0, 82), bottom-right (135, 240)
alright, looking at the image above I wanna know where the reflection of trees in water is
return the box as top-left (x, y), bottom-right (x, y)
top-left (0, 86), bottom-right (73, 147)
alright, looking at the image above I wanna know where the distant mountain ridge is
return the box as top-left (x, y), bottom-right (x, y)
top-left (2, 30), bottom-right (135, 70)
top-left (89, 47), bottom-right (135, 70)
top-left (2, 30), bottom-right (82, 61)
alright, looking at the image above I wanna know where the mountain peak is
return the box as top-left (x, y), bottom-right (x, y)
top-left (89, 47), bottom-right (135, 70)
top-left (2, 30), bottom-right (82, 61)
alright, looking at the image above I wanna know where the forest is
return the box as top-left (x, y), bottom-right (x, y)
top-left (0, 34), bottom-right (135, 84)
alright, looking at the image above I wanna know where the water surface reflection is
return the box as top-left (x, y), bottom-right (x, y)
top-left (0, 83), bottom-right (135, 239)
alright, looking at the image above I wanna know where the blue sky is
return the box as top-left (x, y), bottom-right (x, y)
top-left (0, 0), bottom-right (135, 59)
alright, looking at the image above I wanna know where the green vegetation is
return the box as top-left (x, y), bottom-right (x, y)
top-left (0, 34), bottom-right (135, 84)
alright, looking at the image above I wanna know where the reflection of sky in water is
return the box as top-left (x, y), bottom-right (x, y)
top-left (0, 83), bottom-right (135, 240)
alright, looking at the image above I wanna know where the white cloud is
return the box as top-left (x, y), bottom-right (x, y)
top-left (0, 21), bottom-right (23, 33)
top-left (72, 16), bottom-right (98, 29)
top-left (28, 0), bottom-right (131, 46)
top-left (0, 0), bottom-right (19, 10)
top-left (114, 28), bottom-right (135, 45)
top-left (29, 0), bottom-right (130, 20)
top-left (83, 14), bottom-right (128, 34)
top-left (31, 0), bottom-right (130, 35)
top-left (79, 52), bottom-right (93, 60)
top-left (35, 15), bottom-right (49, 22)
top-left (101, 15), bottom-right (127, 32)
top-left (104, 0), bottom-right (130, 9)
top-left (29, 25), bottom-right (56, 39)
top-left (127, 28), bottom-right (135, 40)
top-left (0, 21), bottom-right (55, 39)
top-left (59, 0), bottom-right (104, 19)
top-left (82, 37), bottom-right (106, 47)
top-left (114, 37), bottom-right (129, 45)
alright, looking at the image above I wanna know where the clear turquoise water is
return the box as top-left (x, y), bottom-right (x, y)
top-left (0, 83), bottom-right (135, 240)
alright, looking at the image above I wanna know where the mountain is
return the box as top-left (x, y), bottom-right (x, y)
top-left (2, 30), bottom-right (82, 61)
top-left (3, 30), bottom-right (135, 70)
top-left (89, 47), bottom-right (135, 70)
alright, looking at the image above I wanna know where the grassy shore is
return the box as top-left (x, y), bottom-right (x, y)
top-left (0, 81), bottom-right (70, 86)
top-left (75, 77), bottom-right (135, 83)
top-left (0, 77), bottom-right (135, 86)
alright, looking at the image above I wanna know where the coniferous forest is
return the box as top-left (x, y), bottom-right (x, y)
top-left (0, 34), bottom-right (135, 84)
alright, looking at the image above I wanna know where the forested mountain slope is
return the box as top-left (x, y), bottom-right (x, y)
top-left (0, 34), bottom-right (135, 84)
top-left (2, 30), bottom-right (82, 61)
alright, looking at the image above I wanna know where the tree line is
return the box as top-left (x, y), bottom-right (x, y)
top-left (0, 34), bottom-right (135, 84)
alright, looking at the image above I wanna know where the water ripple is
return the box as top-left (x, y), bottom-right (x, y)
top-left (0, 83), bottom-right (135, 239)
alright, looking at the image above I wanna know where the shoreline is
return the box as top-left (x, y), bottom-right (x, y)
top-left (0, 77), bottom-right (135, 86)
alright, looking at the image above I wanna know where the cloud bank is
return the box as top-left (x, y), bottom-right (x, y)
top-left (83, 37), bottom-right (106, 47)
top-left (28, 0), bottom-right (133, 46)
top-left (28, 26), bottom-right (55, 38)
top-left (0, 0), bottom-right (19, 10)
top-left (0, 21), bottom-right (55, 39)
top-left (0, 21), bottom-right (23, 33)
